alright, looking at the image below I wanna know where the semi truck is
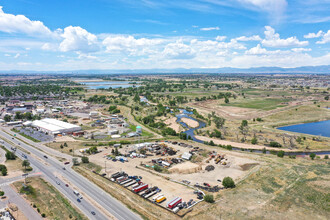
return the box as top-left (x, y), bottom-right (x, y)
top-left (167, 197), bottom-right (182, 209)
top-left (132, 183), bottom-right (148, 193)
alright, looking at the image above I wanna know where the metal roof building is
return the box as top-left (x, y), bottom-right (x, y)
top-left (31, 118), bottom-right (81, 135)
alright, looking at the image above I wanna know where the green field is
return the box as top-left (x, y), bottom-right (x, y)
top-left (221, 98), bottom-right (291, 110)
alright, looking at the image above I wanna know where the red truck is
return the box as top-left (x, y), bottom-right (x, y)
top-left (132, 183), bottom-right (148, 193)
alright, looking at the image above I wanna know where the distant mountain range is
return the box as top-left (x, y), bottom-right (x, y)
top-left (1, 65), bottom-right (330, 74)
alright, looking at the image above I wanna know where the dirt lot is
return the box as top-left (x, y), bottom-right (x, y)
top-left (88, 141), bottom-right (259, 204)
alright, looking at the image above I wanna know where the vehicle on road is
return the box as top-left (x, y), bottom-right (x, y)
top-left (56, 181), bottom-right (60, 185)
top-left (77, 198), bottom-right (81, 203)
top-left (73, 190), bottom-right (80, 196)
top-left (63, 167), bottom-right (66, 170)
top-left (43, 155), bottom-right (48, 159)
top-left (65, 184), bottom-right (69, 187)
top-left (64, 161), bottom-right (70, 165)
top-left (91, 211), bottom-right (96, 215)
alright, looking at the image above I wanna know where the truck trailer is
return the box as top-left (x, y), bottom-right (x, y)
top-left (167, 197), bottom-right (182, 209)
top-left (156, 196), bottom-right (166, 203)
top-left (120, 179), bottom-right (133, 185)
top-left (144, 191), bottom-right (157, 199)
top-left (132, 184), bottom-right (148, 193)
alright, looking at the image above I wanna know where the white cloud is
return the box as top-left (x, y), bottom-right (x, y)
top-left (162, 40), bottom-right (195, 59)
top-left (0, 6), bottom-right (52, 36)
top-left (200, 26), bottom-right (220, 31)
top-left (236, 35), bottom-right (261, 41)
top-left (245, 44), bottom-right (268, 55)
top-left (261, 26), bottom-right (308, 47)
top-left (291, 48), bottom-right (312, 52)
top-left (14, 53), bottom-right (20, 58)
top-left (316, 30), bottom-right (330, 44)
top-left (59, 26), bottom-right (99, 52)
top-left (103, 35), bottom-right (164, 55)
top-left (304, 30), bottom-right (324, 39)
top-left (215, 36), bottom-right (227, 41)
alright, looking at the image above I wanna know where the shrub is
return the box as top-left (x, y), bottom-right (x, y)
top-left (81, 156), bottom-right (89, 163)
top-left (251, 137), bottom-right (257, 145)
top-left (277, 150), bottom-right (285, 158)
top-left (310, 153), bottom-right (316, 160)
top-left (269, 141), bottom-right (282, 148)
top-left (41, 213), bottom-right (46, 218)
top-left (204, 194), bottom-right (215, 203)
top-left (153, 165), bottom-right (162, 172)
top-left (0, 191), bottom-right (4, 196)
top-left (222, 177), bottom-right (235, 188)
top-left (262, 148), bottom-right (267, 154)
top-left (324, 155), bottom-right (329, 159)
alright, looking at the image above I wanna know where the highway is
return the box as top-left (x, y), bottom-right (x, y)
top-left (0, 129), bottom-right (141, 220)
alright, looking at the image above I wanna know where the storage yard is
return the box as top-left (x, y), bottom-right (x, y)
top-left (88, 141), bottom-right (259, 213)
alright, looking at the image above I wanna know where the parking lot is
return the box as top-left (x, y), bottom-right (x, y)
top-left (17, 127), bottom-right (54, 142)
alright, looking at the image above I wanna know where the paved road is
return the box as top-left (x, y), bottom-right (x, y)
top-left (0, 129), bottom-right (141, 220)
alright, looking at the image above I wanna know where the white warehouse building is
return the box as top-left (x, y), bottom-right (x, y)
top-left (31, 118), bottom-right (81, 135)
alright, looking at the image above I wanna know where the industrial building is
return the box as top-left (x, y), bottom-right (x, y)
top-left (31, 118), bottom-right (81, 135)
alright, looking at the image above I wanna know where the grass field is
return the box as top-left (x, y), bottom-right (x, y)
top-left (186, 155), bottom-right (330, 220)
top-left (13, 177), bottom-right (87, 220)
top-left (221, 98), bottom-right (291, 110)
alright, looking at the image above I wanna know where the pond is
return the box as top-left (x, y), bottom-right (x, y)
top-left (278, 120), bottom-right (330, 138)
top-left (80, 81), bottom-right (140, 89)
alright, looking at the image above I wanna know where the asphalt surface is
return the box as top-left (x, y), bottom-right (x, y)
top-left (0, 129), bottom-right (141, 220)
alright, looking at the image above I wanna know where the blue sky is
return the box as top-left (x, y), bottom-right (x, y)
top-left (1, 0), bottom-right (330, 70)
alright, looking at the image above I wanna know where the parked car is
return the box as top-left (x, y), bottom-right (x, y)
top-left (77, 198), bottom-right (81, 203)
top-left (43, 155), bottom-right (48, 159)
top-left (91, 211), bottom-right (96, 215)
top-left (65, 184), bottom-right (69, 187)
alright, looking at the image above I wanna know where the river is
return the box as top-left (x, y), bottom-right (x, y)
top-left (175, 110), bottom-right (330, 156)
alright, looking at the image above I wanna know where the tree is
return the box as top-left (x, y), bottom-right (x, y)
top-left (22, 160), bottom-right (30, 171)
top-left (63, 142), bottom-right (68, 147)
top-left (1, 167), bottom-right (7, 176)
top-left (15, 111), bottom-right (23, 120)
top-left (251, 137), bottom-right (258, 145)
top-left (239, 120), bottom-right (249, 141)
top-left (204, 194), bottom-right (215, 203)
top-left (277, 150), bottom-right (285, 158)
top-left (5, 151), bottom-right (16, 160)
top-left (0, 165), bottom-right (7, 176)
top-left (4, 114), bottom-right (11, 122)
top-left (0, 191), bottom-right (4, 196)
top-left (81, 156), bottom-right (89, 163)
top-left (224, 97), bottom-right (229, 103)
top-left (133, 93), bottom-right (140, 102)
top-left (324, 155), bottom-right (329, 159)
top-left (309, 153), bottom-right (316, 160)
top-left (222, 177), bottom-right (235, 188)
